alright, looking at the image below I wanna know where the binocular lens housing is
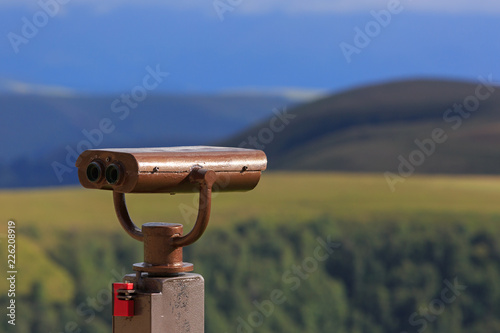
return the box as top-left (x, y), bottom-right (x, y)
top-left (105, 164), bottom-right (121, 185)
top-left (76, 146), bottom-right (267, 194)
top-left (86, 161), bottom-right (103, 183)
top-left (86, 161), bottom-right (123, 185)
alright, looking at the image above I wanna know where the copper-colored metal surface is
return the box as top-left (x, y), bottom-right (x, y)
top-left (171, 168), bottom-right (216, 248)
top-left (113, 168), bottom-right (217, 274)
top-left (76, 146), bottom-right (266, 193)
top-left (133, 223), bottom-right (193, 275)
top-left (77, 146), bottom-right (267, 275)
top-left (113, 191), bottom-right (144, 242)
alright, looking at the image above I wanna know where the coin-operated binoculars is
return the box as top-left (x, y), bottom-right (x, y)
top-left (76, 146), bottom-right (267, 333)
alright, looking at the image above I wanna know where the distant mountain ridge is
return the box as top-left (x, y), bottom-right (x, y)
top-left (3, 78), bottom-right (500, 189)
top-left (0, 93), bottom-right (291, 188)
top-left (223, 78), bottom-right (500, 176)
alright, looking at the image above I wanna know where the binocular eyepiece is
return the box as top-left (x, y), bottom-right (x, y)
top-left (85, 160), bottom-right (123, 184)
top-left (76, 146), bottom-right (267, 194)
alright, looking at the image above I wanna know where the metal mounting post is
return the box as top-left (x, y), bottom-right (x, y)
top-left (74, 146), bottom-right (267, 333)
top-left (112, 168), bottom-right (215, 333)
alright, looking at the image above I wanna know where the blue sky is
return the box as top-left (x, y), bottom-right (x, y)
top-left (0, 0), bottom-right (499, 95)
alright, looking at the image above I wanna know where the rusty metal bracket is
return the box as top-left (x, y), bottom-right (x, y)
top-left (112, 168), bottom-right (216, 275)
top-left (171, 168), bottom-right (216, 248)
top-left (113, 191), bottom-right (144, 242)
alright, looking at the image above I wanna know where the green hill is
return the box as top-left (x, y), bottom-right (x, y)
top-left (1, 173), bottom-right (500, 332)
top-left (225, 79), bottom-right (500, 174)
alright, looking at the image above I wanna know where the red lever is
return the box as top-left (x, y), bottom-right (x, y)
top-left (113, 283), bottom-right (135, 317)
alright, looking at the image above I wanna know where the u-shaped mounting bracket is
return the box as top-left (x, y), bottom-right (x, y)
top-left (113, 168), bottom-right (217, 247)
top-left (112, 168), bottom-right (217, 250)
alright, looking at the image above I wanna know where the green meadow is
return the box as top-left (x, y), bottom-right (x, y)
top-left (1, 172), bottom-right (500, 332)
top-left (1, 172), bottom-right (499, 234)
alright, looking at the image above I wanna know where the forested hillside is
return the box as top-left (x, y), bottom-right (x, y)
top-left (2, 218), bottom-right (500, 332)
top-left (1, 173), bottom-right (499, 332)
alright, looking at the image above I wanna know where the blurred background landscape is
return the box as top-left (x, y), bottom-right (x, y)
top-left (1, 1), bottom-right (500, 332)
